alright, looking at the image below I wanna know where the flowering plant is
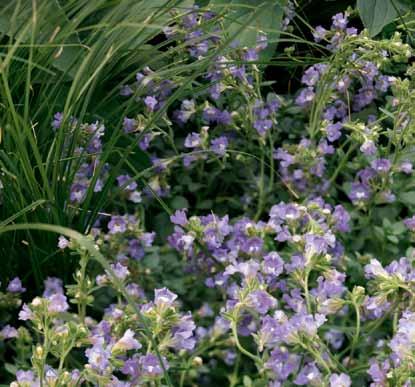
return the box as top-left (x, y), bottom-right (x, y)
top-left (1, 1), bottom-right (415, 386)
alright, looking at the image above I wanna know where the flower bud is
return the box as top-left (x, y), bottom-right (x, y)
top-left (35, 345), bottom-right (44, 358)
top-left (192, 356), bottom-right (203, 367)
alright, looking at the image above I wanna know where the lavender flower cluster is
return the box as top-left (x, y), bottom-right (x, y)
top-left (3, 4), bottom-right (415, 387)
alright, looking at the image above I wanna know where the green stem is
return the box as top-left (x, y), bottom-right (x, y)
top-left (254, 150), bottom-right (265, 221)
top-left (231, 320), bottom-right (261, 363)
top-left (303, 268), bottom-right (312, 314)
top-left (348, 301), bottom-right (361, 365)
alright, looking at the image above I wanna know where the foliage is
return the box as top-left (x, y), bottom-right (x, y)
top-left (357, 0), bottom-right (414, 36)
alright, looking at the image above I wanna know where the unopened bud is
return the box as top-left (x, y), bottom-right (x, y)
top-left (35, 345), bottom-right (44, 358)
top-left (192, 356), bottom-right (203, 367)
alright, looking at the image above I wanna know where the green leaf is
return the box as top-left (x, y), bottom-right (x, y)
top-left (243, 375), bottom-right (253, 387)
top-left (170, 196), bottom-right (189, 210)
top-left (4, 363), bottom-right (18, 376)
top-left (387, 235), bottom-right (399, 244)
top-left (392, 221), bottom-right (406, 235)
top-left (357, 0), bottom-right (410, 36)
top-left (210, 0), bottom-right (287, 58)
top-left (399, 191), bottom-right (415, 206)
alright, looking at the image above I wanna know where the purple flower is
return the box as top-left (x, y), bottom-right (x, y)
top-left (43, 277), bottom-right (64, 297)
top-left (313, 26), bottom-right (328, 42)
top-left (348, 183), bottom-right (370, 204)
top-left (247, 290), bottom-right (277, 314)
top-left (113, 329), bottom-right (141, 352)
top-left (325, 329), bottom-right (344, 349)
top-left (242, 237), bottom-right (263, 255)
top-left (333, 205), bottom-right (350, 232)
top-left (273, 148), bottom-right (294, 167)
top-left (184, 132), bottom-right (201, 148)
top-left (171, 209), bottom-right (188, 226)
top-left (203, 107), bottom-right (232, 125)
top-left (128, 239), bottom-right (145, 260)
top-left (270, 203), bottom-right (300, 221)
top-left (265, 347), bottom-right (300, 381)
top-left (6, 277), bottom-right (26, 293)
top-left (171, 313), bottom-right (196, 351)
top-left (223, 350), bottom-right (237, 366)
top-left (121, 357), bottom-right (140, 378)
top-left (117, 175), bottom-right (137, 191)
top-left (139, 133), bottom-right (153, 150)
top-left (285, 254), bottom-right (306, 273)
top-left (346, 27), bottom-right (358, 36)
top-left (244, 48), bottom-right (258, 62)
top-left (209, 83), bottom-right (222, 100)
top-left (256, 33), bottom-right (268, 50)
top-left (123, 117), bottom-right (137, 133)
top-left (318, 139), bottom-right (335, 155)
top-left (263, 252), bottom-right (284, 277)
top-left (0, 325), bottom-right (18, 339)
top-left (312, 270), bottom-right (346, 305)
top-left (368, 359), bottom-right (390, 384)
top-left (140, 232), bottom-right (155, 247)
top-left (15, 370), bottom-right (39, 385)
top-left (109, 262), bottom-right (130, 280)
top-left (154, 287), bottom-right (177, 307)
top-left (389, 310), bottom-right (415, 361)
top-left (52, 112), bottom-right (63, 129)
top-left (254, 119), bottom-right (273, 136)
top-left (48, 293), bottom-right (69, 313)
top-left (224, 260), bottom-right (260, 279)
top-left (360, 140), bottom-right (377, 155)
top-left (404, 215), bottom-right (415, 231)
top-left (353, 86), bottom-right (376, 111)
top-left (326, 122), bottom-right (343, 142)
top-left (304, 233), bottom-right (333, 256)
top-left (295, 87), bottom-right (315, 107)
top-left (182, 11), bottom-right (198, 29)
top-left (357, 167), bottom-right (376, 184)
top-left (125, 283), bottom-right (144, 299)
top-left (144, 96), bottom-right (158, 112)
top-left (294, 362), bottom-right (322, 385)
top-left (108, 216), bottom-right (127, 234)
top-left (85, 341), bottom-right (112, 373)
top-left (18, 304), bottom-right (33, 321)
top-left (301, 64), bottom-right (326, 86)
top-left (332, 12), bottom-right (348, 30)
top-left (70, 183), bottom-right (87, 203)
top-left (139, 353), bottom-right (169, 377)
top-left (335, 75), bottom-right (351, 93)
top-left (399, 160), bottom-right (413, 174)
top-left (371, 158), bottom-right (391, 173)
top-left (364, 259), bottom-right (389, 279)
top-left (329, 373), bottom-right (351, 387)
top-left (363, 295), bottom-right (391, 319)
top-left (58, 236), bottom-right (69, 249)
top-left (210, 136), bottom-right (228, 156)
